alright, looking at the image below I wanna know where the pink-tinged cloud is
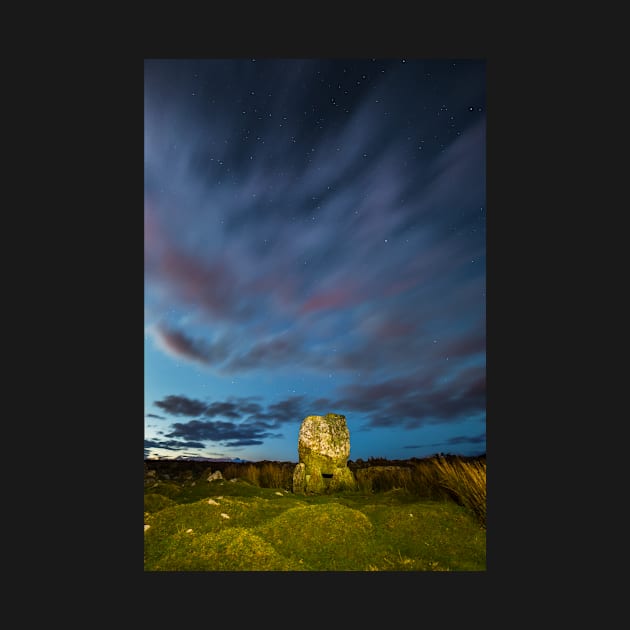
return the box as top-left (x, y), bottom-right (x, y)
top-left (145, 206), bottom-right (251, 321)
top-left (382, 276), bottom-right (423, 298)
top-left (434, 331), bottom-right (485, 360)
top-left (163, 249), bottom-right (229, 299)
top-left (448, 364), bottom-right (486, 397)
top-left (158, 246), bottom-right (246, 320)
top-left (222, 334), bottom-right (303, 372)
top-left (372, 319), bottom-right (417, 340)
top-left (299, 285), bottom-right (361, 316)
top-left (461, 373), bottom-right (485, 400)
top-left (246, 268), bottom-right (299, 313)
top-left (151, 323), bottom-right (230, 366)
top-left (144, 203), bottom-right (161, 251)
top-left (144, 200), bottom-right (169, 274)
top-left (339, 377), bottom-right (417, 402)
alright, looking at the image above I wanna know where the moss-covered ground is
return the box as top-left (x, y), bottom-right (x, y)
top-left (144, 477), bottom-right (485, 571)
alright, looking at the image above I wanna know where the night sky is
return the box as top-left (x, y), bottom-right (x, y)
top-left (144, 58), bottom-right (486, 462)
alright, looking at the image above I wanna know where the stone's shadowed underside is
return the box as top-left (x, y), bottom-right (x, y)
top-left (292, 413), bottom-right (357, 494)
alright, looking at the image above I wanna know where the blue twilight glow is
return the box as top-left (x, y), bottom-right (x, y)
top-left (144, 58), bottom-right (485, 462)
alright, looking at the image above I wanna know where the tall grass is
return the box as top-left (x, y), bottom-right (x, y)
top-left (223, 461), bottom-right (294, 490)
top-left (355, 466), bottom-right (416, 494)
top-left (431, 456), bottom-right (486, 527)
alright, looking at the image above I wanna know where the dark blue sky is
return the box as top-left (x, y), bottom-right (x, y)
top-left (144, 58), bottom-right (486, 462)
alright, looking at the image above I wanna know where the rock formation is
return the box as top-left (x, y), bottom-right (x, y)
top-left (292, 413), bottom-right (356, 493)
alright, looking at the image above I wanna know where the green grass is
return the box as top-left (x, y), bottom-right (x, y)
top-left (144, 470), bottom-right (486, 571)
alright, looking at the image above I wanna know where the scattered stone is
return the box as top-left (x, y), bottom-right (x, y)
top-left (275, 492), bottom-right (284, 496)
top-left (216, 496), bottom-right (223, 500)
top-left (208, 498), bottom-right (219, 505)
top-left (229, 478), bottom-right (238, 483)
top-left (186, 528), bottom-right (193, 533)
top-left (292, 413), bottom-right (356, 494)
top-left (220, 513), bottom-right (230, 519)
top-left (144, 524), bottom-right (150, 532)
top-left (207, 470), bottom-right (224, 482)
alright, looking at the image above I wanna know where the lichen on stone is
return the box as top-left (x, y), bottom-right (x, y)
top-left (292, 413), bottom-right (356, 494)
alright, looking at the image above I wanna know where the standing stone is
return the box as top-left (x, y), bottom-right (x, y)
top-left (292, 413), bottom-right (356, 494)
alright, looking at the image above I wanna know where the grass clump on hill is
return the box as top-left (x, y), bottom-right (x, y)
top-left (152, 528), bottom-right (305, 571)
top-left (256, 503), bottom-right (375, 570)
top-left (363, 494), bottom-right (485, 571)
top-left (144, 493), bottom-right (175, 513)
top-left (431, 456), bottom-right (486, 527)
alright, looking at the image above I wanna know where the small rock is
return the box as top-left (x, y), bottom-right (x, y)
top-left (220, 513), bottom-right (230, 519)
top-left (275, 492), bottom-right (284, 496)
top-left (144, 524), bottom-right (150, 532)
top-left (186, 528), bottom-right (193, 533)
top-left (208, 499), bottom-right (219, 505)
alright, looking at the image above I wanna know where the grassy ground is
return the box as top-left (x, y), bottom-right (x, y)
top-left (144, 471), bottom-right (486, 571)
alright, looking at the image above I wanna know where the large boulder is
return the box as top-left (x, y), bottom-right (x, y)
top-left (292, 413), bottom-right (356, 494)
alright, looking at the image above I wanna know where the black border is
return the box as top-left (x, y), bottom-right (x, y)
top-left (61, 25), bottom-right (566, 622)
